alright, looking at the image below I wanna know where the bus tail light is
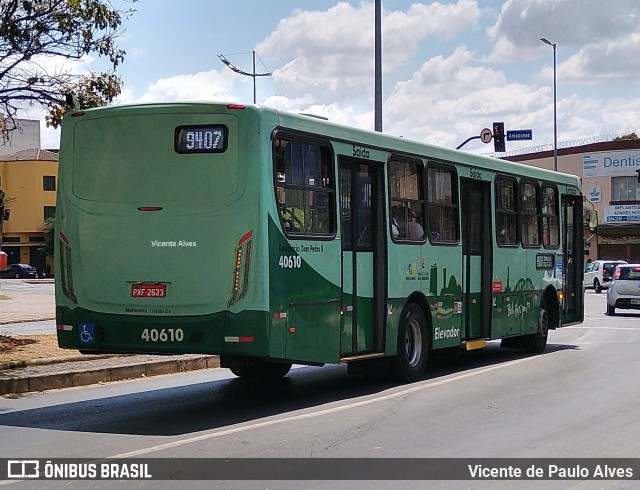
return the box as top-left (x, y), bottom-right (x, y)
top-left (59, 232), bottom-right (77, 304)
top-left (228, 230), bottom-right (253, 308)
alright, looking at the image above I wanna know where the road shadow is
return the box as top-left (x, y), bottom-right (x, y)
top-left (0, 341), bottom-right (578, 436)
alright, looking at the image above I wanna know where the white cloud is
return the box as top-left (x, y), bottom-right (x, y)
top-left (487, 0), bottom-right (640, 65)
top-left (135, 69), bottom-right (238, 103)
top-left (384, 46), bottom-right (547, 147)
top-left (554, 33), bottom-right (640, 84)
top-left (257, 0), bottom-right (481, 103)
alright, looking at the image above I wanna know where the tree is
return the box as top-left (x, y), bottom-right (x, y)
top-left (39, 215), bottom-right (55, 257)
top-left (613, 132), bottom-right (639, 141)
top-left (0, 0), bottom-right (136, 139)
top-left (0, 188), bottom-right (15, 251)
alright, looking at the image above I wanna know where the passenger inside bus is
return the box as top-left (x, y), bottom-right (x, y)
top-left (407, 211), bottom-right (424, 239)
top-left (392, 205), bottom-right (424, 240)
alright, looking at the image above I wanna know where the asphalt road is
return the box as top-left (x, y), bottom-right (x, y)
top-left (0, 291), bottom-right (638, 489)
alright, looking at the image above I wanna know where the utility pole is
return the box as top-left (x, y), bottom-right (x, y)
top-left (374, 0), bottom-right (382, 132)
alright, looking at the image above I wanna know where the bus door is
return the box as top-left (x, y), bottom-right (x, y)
top-left (338, 157), bottom-right (387, 357)
top-left (460, 178), bottom-right (492, 340)
top-left (561, 194), bottom-right (584, 324)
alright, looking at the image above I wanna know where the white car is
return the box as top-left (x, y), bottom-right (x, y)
top-left (584, 260), bottom-right (627, 293)
top-left (606, 264), bottom-right (640, 316)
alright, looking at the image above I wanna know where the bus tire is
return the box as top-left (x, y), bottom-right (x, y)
top-left (391, 303), bottom-right (428, 383)
top-left (231, 360), bottom-right (292, 379)
top-left (523, 300), bottom-right (549, 353)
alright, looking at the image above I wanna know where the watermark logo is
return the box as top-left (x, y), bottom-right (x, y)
top-left (7, 460), bottom-right (39, 478)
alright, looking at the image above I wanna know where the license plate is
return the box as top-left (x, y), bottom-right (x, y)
top-left (631, 298), bottom-right (640, 305)
top-left (131, 283), bottom-right (167, 298)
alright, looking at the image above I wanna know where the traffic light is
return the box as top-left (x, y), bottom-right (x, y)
top-left (493, 122), bottom-right (505, 153)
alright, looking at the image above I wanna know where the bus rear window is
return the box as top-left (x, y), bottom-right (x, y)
top-left (71, 114), bottom-right (239, 203)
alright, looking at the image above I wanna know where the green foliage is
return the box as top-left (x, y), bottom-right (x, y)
top-left (613, 132), bottom-right (639, 141)
top-left (39, 216), bottom-right (55, 258)
top-left (0, 0), bottom-right (137, 136)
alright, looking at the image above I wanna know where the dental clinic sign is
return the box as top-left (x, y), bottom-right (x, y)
top-left (606, 204), bottom-right (640, 223)
top-left (583, 150), bottom-right (640, 177)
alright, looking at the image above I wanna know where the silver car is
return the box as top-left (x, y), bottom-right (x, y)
top-left (606, 264), bottom-right (640, 316)
top-left (585, 259), bottom-right (627, 293)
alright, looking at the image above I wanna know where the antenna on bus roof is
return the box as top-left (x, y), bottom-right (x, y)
top-left (299, 113), bottom-right (329, 121)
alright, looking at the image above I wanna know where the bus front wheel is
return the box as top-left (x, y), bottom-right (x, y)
top-left (392, 303), bottom-right (429, 383)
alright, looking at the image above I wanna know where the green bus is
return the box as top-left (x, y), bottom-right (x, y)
top-left (55, 102), bottom-right (584, 382)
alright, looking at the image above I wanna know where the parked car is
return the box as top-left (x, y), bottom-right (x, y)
top-left (0, 263), bottom-right (38, 279)
top-left (584, 259), bottom-right (627, 293)
top-left (606, 264), bottom-right (640, 315)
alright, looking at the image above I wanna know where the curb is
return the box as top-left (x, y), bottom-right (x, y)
top-left (0, 355), bottom-right (220, 396)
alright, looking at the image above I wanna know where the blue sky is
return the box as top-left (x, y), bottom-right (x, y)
top-left (35, 0), bottom-right (640, 154)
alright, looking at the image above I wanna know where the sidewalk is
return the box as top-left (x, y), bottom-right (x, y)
top-left (0, 280), bottom-right (220, 395)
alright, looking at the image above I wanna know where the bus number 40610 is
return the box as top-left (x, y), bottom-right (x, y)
top-left (141, 328), bottom-right (184, 342)
top-left (279, 255), bottom-right (301, 268)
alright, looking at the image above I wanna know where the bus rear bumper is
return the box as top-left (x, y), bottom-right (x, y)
top-left (55, 306), bottom-right (270, 357)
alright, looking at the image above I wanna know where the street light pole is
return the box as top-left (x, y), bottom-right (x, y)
top-left (540, 37), bottom-right (557, 171)
top-left (218, 51), bottom-right (272, 104)
top-left (374, 0), bottom-right (382, 132)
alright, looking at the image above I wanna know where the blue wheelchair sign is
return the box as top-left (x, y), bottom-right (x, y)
top-left (78, 323), bottom-right (96, 344)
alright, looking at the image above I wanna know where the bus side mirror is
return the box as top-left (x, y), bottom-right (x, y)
top-left (588, 209), bottom-right (598, 232)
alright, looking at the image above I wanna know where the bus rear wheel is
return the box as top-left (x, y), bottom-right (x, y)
top-left (230, 360), bottom-right (292, 379)
top-left (391, 303), bottom-right (428, 383)
top-left (523, 301), bottom-right (549, 353)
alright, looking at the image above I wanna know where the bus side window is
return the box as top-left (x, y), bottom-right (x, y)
top-left (495, 176), bottom-right (518, 246)
top-left (273, 136), bottom-right (336, 237)
top-left (427, 165), bottom-right (459, 244)
top-left (389, 157), bottom-right (425, 242)
top-left (520, 181), bottom-right (541, 247)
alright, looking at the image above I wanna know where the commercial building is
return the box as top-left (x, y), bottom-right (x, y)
top-left (0, 148), bottom-right (58, 276)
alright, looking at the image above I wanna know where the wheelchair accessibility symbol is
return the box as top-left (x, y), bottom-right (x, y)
top-left (79, 323), bottom-right (96, 344)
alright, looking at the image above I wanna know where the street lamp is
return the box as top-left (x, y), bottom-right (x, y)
top-left (374, 0), bottom-right (382, 132)
top-left (218, 51), bottom-right (272, 104)
top-left (540, 37), bottom-right (557, 171)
